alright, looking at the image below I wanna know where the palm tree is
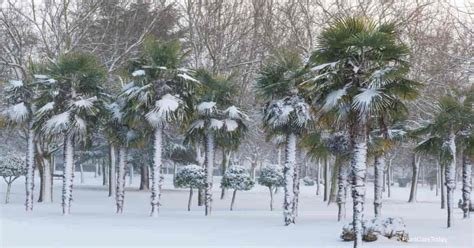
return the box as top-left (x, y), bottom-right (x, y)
top-left (185, 102), bottom-right (247, 216)
top-left (414, 89), bottom-right (473, 226)
top-left (35, 52), bottom-right (106, 215)
top-left (302, 17), bottom-right (419, 246)
top-left (2, 76), bottom-right (37, 211)
top-left (121, 39), bottom-right (199, 217)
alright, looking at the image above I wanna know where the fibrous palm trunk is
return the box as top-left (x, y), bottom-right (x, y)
top-left (440, 161), bottom-right (446, 209)
top-left (230, 189), bottom-right (237, 211)
top-left (337, 162), bottom-right (347, 221)
top-left (204, 131), bottom-right (215, 216)
top-left (109, 144), bottom-right (117, 197)
top-left (283, 133), bottom-right (297, 225)
top-left (25, 125), bottom-right (36, 211)
top-left (62, 133), bottom-right (75, 215)
top-left (328, 156), bottom-right (340, 205)
top-left (150, 127), bottom-right (163, 217)
top-left (446, 131), bottom-right (456, 228)
top-left (316, 160), bottom-right (321, 195)
top-left (350, 124), bottom-right (368, 248)
top-left (387, 158), bottom-right (392, 198)
top-left (461, 154), bottom-right (471, 218)
top-left (374, 155), bottom-right (385, 218)
top-left (324, 158), bottom-right (329, 201)
top-left (268, 186), bottom-right (274, 211)
top-left (39, 156), bottom-right (52, 203)
top-left (140, 164), bottom-right (150, 191)
top-left (220, 150), bottom-right (231, 199)
top-left (292, 151), bottom-right (302, 217)
top-left (116, 146), bottom-right (127, 214)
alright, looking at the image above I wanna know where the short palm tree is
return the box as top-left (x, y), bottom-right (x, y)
top-left (121, 39), bottom-right (199, 217)
top-left (414, 89), bottom-right (473, 226)
top-left (257, 49), bottom-right (311, 225)
top-left (302, 17), bottom-right (419, 246)
top-left (35, 52), bottom-right (106, 215)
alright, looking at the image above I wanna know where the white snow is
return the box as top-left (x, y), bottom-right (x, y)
top-left (0, 173), bottom-right (471, 248)
top-left (197, 101), bottom-right (216, 115)
top-left (33, 74), bottom-right (49, 79)
top-left (36, 102), bottom-right (55, 116)
top-left (3, 102), bottom-right (29, 123)
top-left (210, 118), bottom-right (224, 130)
top-left (224, 105), bottom-right (247, 120)
top-left (224, 119), bottom-right (238, 132)
top-left (132, 70), bottom-right (146, 77)
top-left (155, 94), bottom-right (181, 114)
top-left (8, 80), bottom-right (23, 88)
top-left (177, 73), bottom-right (200, 83)
top-left (311, 61), bottom-right (338, 71)
top-left (322, 87), bottom-right (347, 111)
top-left (189, 119), bottom-right (205, 130)
top-left (73, 97), bottom-right (97, 110)
top-left (44, 111), bottom-right (70, 133)
top-left (353, 88), bottom-right (384, 114)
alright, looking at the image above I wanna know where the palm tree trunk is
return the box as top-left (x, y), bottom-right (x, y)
top-left (195, 142), bottom-right (204, 207)
top-left (230, 189), bottom-right (237, 211)
top-left (129, 163), bottom-right (134, 186)
top-left (80, 164), bottom-right (84, 184)
top-left (328, 156), bottom-right (340, 205)
top-left (387, 157), bottom-right (392, 198)
top-left (109, 144), bottom-right (117, 197)
top-left (150, 127), bottom-right (164, 217)
top-left (408, 154), bottom-right (419, 203)
top-left (139, 164), bottom-right (150, 191)
top-left (350, 124), bottom-right (368, 248)
top-left (116, 146), bottom-right (127, 214)
top-left (220, 150), bottom-right (231, 199)
top-left (41, 156), bottom-right (52, 203)
top-left (374, 155), bottom-right (385, 218)
top-left (5, 181), bottom-right (12, 204)
top-left (25, 125), bottom-right (35, 211)
top-left (461, 153), bottom-right (471, 219)
top-left (324, 157), bottom-right (329, 201)
top-left (62, 133), bottom-right (75, 215)
top-left (337, 161), bottom-right (347, 221)
top-left (102, 160), bottom-right (108, 186)
top-left (292, 150), bottom-right (302, 217)
top-left (446, 131), bottom-right (456, 228)
top-left (204, 131), bottom-right (215, 216)
top-left (436, 160), bottom-right (440, 196)
top-left (283, 133), bottom-right (297, 225)
top-left (316, 159), bottom-right (321, 195)
top-left (269, 186), bottom-right (274, 211)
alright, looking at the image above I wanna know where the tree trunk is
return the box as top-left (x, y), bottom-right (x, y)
top-left (116, 146), bottom-right (127, 214)
top-left (139, 164), bottom-right (150, 191)
top-left (25, 125), bottom-right (35, 211)
top-left (109, 144), bottom-right (117, 197)
top-left (80, 164), bottom-right (84, 184)
top-left (41, 156), bottom-right (52, 203)
top-left (436, 160), bottom-right (440, 196)
top-left (387, 157), bottom-right (392, 198)
top-left (94, 161), bottom-right (98, 178)
top-left (150, 127), bottom-right (163, 217)
top-left (62, 133), bottom-right (75, 215)
top-left (438, 163), bottom-right (445, 210)
top-left (195, 142), bottom-right (204, 207)
top-left (220, 150), bottom-right (231, 199)
top-left (102, 160), bottom-right (108, 186)
top-left (337, 161), bottom-right (347, 221)
top-left (5, 182), bottom-right (12, 204)
top-left (374, 155), bottom-right (385, 218)
top-left (408, 154), bottom-right (420, 203)
top-left (328, 156), bottom-right (340, 205)
top-left (129, 163), bottom-right (134, 186)
top-left (292, 150), bottom-right (301, 218)
top-left (188, 188), bottom-right (193, 211)
top-left (277, 147), bottom-right (282, 166)
top-left (269, 186), bottom-right (274, 211)
top-left (324, 157), bottom-right (329, 201)
top-left (204, 131), bottom-right (215, 216)
top-left (316, 159), bottom-right (321, 195)
top-left (350, 124), bottom-right (368, 248)
top-left (445, 131), bottom-right (456, 228)
top-left (461, 153), bottom-right (471, 219)
top-left (283, 133), bottom-right (297, 225)
top-left (230, 189), bottom-right (237, 211)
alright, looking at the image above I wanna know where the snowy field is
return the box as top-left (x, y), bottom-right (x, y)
top-left (0, 173), bottom-right (472, 248)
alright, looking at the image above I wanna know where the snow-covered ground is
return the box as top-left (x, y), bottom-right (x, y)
top-left (0, 172), bottom-right (472, 248)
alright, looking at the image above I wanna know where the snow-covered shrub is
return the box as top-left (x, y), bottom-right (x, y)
top-left (0, 153), bottom-right (26, 203)
top-left (302, 176), bottom-right (315, 186)
top-left (175, 164), bottom-right (206, 211)
top-left (221, 166), bottom-right (255, 210)
top-left (341, 217), bottom-right (409, 242)
top-left (258, 164), bottom-right (284, 211)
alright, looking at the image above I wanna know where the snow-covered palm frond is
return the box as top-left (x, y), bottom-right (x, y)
top-left (7, 80), bottom-right (23, 89)
top-left (224, 106), bottom-right (248, 120)
top-left (73, 96), bottom-right (97, 113)
top-left (224, 119), bottom-right (238, 132)
top-left (107, 102), bottom-right (123, 122)
top-left (197, 101), bottom-right (216, 116)
top-left (142, 65), bottom-right (167, 70)
top-left (145, 94), bottom-right (183, 127)
top-left (264, 95), bottom-right (311, 134)
top-left (43, 111), bottom-right (70, 134)
top-left (322, 87), bottom-right (347, 111)
top-left (311, 61), bottom-right (338, 72)
top-left (132, 70), bottom-right (146, 77)
top-left (73, 115), bottom-right (87, 134)
top-left (189, 119), bottom-right (205, 130)
top-left (178, 73), bottom-right (200, 83)
top-left (353, 88), bottom-right (392, 116)
top-left (210, 118), bottom-right (224, 130)
top-left (33, 74), bottom-right (49, 80)
top-left (36, 102), bottom-right (55, 117)
top-left (2, 102), bottom-right (30, 124)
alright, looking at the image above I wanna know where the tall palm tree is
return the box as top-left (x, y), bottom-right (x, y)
top-left (2, 74), bottom-right (39, 211)
top-left (185, 102), bottom-right (247, 216)
top-left (302, 17), bottom-right (419, 246)
top-left (414, 89), bottom-right (473, 226)
top-left (257, 49), bottom-right (312, 225)
top-left (121, 39), bottom-right (199, 217)
top-left (35, 52), bottom-right (106, 215)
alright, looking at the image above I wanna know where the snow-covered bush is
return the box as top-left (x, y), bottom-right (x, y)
top-left (302, 176), bottom-right (315, 186)
top-left (258, 164), bottom-right (284, 210)
top-left (221, 166), bottom-right (255, 210)
top-left (175, 164), bottom-right (206, 211)
top-left (341, 217), bottom-right (409, 242)
top-left (0, 153), bottom-right (26, 203)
